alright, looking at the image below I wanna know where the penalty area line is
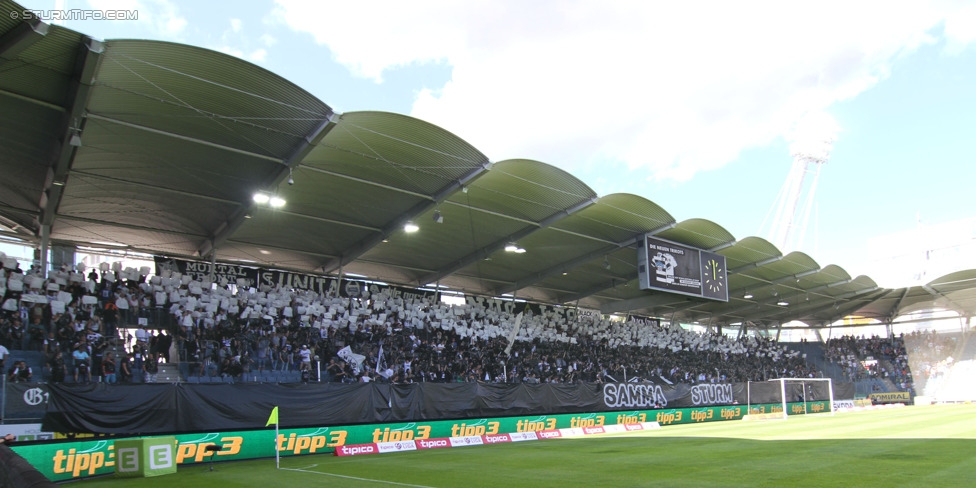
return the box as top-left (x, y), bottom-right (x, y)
top-left (280, 467), bottom-right (436, 488)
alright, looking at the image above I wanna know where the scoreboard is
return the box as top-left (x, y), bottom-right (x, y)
top-left (636, 235), bottom-right (728, 302)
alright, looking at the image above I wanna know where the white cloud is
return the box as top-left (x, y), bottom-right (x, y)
top-left (214, 45), bottom-right (244, 59)
top-left (88, 0), bottom-right (187, 39)
top-left (274, 0), bottom-right (974, 183)
top-left (207, 12), bottom-right (271, 66)
top-left (259, 33), bottom-right (277, 47)
top-left (211, 45), bottom-right (266, 65)
top-left (943, 3), bottom-right (976, 53)
top-left (248, 48), bottom-right (267, 63)
top-left (272, 0), bottom-right (465, 82)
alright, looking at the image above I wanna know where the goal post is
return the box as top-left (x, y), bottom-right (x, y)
top-left (746, 378), bottom-right (834, 419)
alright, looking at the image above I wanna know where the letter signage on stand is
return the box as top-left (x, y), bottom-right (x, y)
top-left (114, 437), bottom-right (176, 478)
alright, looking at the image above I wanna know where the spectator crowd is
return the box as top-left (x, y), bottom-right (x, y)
top-left (825, 334), bottom-right (914, 392)
top-left (0, 252), bottom-right (853, 388)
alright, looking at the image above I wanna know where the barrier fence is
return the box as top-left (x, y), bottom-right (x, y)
top-left (10, 401), bottom-right (831, 482)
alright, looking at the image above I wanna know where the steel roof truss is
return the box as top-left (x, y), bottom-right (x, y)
top-left (198, 113), bottom-right (338, 257)
top-left (321, 158), bottom-right (493, 274)
top-left (421, 196), bottom-right (597, 287)
top-left (40, 36), bottom-right (104, 228)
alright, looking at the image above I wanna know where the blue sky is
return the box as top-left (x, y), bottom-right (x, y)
top-left (21, 0), bottom-right (976, 287)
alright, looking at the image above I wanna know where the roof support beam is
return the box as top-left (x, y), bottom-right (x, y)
top-left (709, 277), bottom-right (855, 320)
top-left (86, 113), bottom-right (284, 164)
top-left (747, 287), bottom-right (883, 323)
top-left (0, 87), bottom-right (65, 112)
top-left (922, 284), bottom-right (966, 317)
top-left (419, 196), bottom-right (598, 287)
top-left (268, 209), bottom-right (382, 233)
top-left (709, 240), bottom-right (737, 252)
top-left (321, 158), bottom-right (493, 274)
top-left (0, 227), bottom-right (36, 242)
top-left (728, 255), bottom-right (784, 275)
top-left (803, 288), bottom-right (886, 324)
top-left (657, 268), bottom-right (829, 320)
top-left (222, 240), bottom-right (339, 260)
top-left (886, 287), bottom-right (911, 322)
top-left (39, 36), bottom-right (104, 229)
top-left (545, 229), bottom-right (774, 310)
top-left (496, 222), bottom-right (676, 296)
top-left (0, 203), bottom-right (39, 218)
top-left (69, 170), bottom-right (242, 205)
top-left (733, 267), bottom-right (823, 293)
top-left (302, 166), bottom-right (434, 200)
top-left (598, 291), bottom-right (692, 315)
top-left (198, 113), bottom-right (338, 258)
top-left (347, 258), bottom-right (439, 276)
top-left (729, 266), bottom-right (824, 297)
top-left (56, 215), bottom-right (209, 239)
top-left (0, 16), bottom-right (48, 61)
top-left (536, 229), bottom-right (766, 309)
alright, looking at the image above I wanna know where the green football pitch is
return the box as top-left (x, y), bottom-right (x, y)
top-left (67, 403), bottom-right (976, 487)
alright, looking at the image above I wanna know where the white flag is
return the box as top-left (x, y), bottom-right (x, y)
top-left (504, 312), bottom-right (524, 356)
top-left (337, 346), bottom-right (365, 374)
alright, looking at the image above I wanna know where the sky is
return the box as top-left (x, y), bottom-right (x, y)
top-left (17, 0), bottom-right (976, 288)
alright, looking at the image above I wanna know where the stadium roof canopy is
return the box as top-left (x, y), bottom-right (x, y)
top-left (1, 3), bottom-right (974, 332)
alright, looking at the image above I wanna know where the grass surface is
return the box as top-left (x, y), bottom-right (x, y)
top-left (66, 404), bottom-right (976, 487)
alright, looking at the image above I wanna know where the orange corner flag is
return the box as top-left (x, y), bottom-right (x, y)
top-left (266, 406), bottom-right (279, 426)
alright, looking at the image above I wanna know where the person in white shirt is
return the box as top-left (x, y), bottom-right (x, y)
top-left (299, 345), bottom-right (312, 371)
top-left (134, 325), bottom-right (148, 344)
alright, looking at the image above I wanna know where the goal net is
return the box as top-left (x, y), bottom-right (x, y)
top-left (746, 378), bottom-right (834, 419)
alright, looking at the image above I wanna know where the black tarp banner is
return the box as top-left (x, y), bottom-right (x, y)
top-left (3, 382), bottom-right (50, 420)
top-left (41, 380), bottom-right (854, 435)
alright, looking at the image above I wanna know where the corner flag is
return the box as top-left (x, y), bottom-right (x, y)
top-left (267, 406), bottom-right (281, 469)
top-left (266, 406), bottom-right (279, 426)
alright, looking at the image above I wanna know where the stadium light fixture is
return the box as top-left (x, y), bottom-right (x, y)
top-left (404, 221), bottom-right (420, 233)
top-left (253, 191), bottom-right (285, 207)
top-left (504, 242), bottom-right (525, 253)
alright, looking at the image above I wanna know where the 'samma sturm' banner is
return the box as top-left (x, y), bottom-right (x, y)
top-left (40, 381), bottom-right (851, 435)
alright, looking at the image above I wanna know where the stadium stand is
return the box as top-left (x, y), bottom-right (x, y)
top-left (2, 262), bottom-right (824, 393)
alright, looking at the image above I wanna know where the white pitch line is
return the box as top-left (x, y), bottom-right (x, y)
top-left (280, 467), bottom-right (436, 488)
